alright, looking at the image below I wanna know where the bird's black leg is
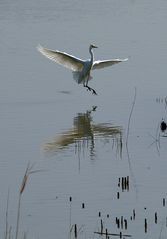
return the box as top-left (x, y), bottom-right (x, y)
top-left (91, 87), bottom-right (98, 95)
top-left (83, 76), bottom-right (97, 95)
top-left (84, 84), bottom-right (97, 95)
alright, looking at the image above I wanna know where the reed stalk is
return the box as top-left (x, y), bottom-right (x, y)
top-left (15, 163), bottom-right (40, 239)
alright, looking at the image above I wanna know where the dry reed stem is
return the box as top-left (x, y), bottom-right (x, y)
top-left (15, 162), bottom-right (41, 239)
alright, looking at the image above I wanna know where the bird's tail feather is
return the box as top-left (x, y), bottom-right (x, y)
top-left (72, 72), bottom-right (93, 84)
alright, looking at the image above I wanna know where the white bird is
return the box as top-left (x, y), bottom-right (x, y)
top-left (37, 44), bottom-right (128, 95)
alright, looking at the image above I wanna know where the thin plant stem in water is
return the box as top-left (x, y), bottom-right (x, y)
top-left (126, 87), bottom-right (137, 146)
top-left (126, 87), bottom-right (138, 199)
top-left (158, 221), bottom-right (164, 239)
top-left (148, 122), bottom-right (161, 155)
top-left (5, 188), bottom-right (10, 239)
top-left (15, 162), bottom-right (41, 239)
top-left (69, 197), bottom-right (72, 239)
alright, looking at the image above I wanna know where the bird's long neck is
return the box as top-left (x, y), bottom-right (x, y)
top-left (89, 47), bottom-right (94, 64)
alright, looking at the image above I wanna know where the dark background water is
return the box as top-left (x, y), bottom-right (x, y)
top-left (1, 0), bottom-right (167, 238)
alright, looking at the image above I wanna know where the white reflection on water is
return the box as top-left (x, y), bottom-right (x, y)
top-left (42, 106), bottom-right (122, 160)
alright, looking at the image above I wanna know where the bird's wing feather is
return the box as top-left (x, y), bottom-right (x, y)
top-left (92, 58), bottom-right (128, 70)
top-left (37, 45), bottom-right (84, 72)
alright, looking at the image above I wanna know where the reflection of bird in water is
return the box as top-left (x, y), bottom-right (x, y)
top-left (42, 106), bottom-right (122, 159)
top-left (37, 44), bottom-right (128, 95)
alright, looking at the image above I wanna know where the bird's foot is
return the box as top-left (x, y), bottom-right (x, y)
top-left (84, 85), bottom-right (97, 95)
top-left (91, 88), bottom-right (97, 95)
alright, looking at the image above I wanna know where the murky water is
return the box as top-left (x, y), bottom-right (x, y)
top-left (1, 0), bottom-right (167, 238)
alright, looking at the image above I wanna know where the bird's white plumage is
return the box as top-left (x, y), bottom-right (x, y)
top-left (37, 45), bottom-right (84, 72)
top-left (37, 44), bottom-right (128, 94)
top-left (92, 58), bottom-right (128, 70)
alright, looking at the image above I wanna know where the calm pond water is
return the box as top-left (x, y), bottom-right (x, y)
top-left (1, 0), bottom-right (167, 238)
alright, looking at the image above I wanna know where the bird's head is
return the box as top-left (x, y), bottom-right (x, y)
top-left (90, 44), bottom-right (98, 49)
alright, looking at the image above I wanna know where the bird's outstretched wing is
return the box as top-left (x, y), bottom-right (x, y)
top-left (37, 45), bottom-right (84, 72)
top-left (92, 58), bottom-right (128, 70)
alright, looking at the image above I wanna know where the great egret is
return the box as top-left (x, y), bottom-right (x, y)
top-left (37, 44), bottom-right (128, 95)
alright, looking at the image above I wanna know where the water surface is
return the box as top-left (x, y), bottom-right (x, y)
top-left (1, 0), bottom-right (167, 238)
